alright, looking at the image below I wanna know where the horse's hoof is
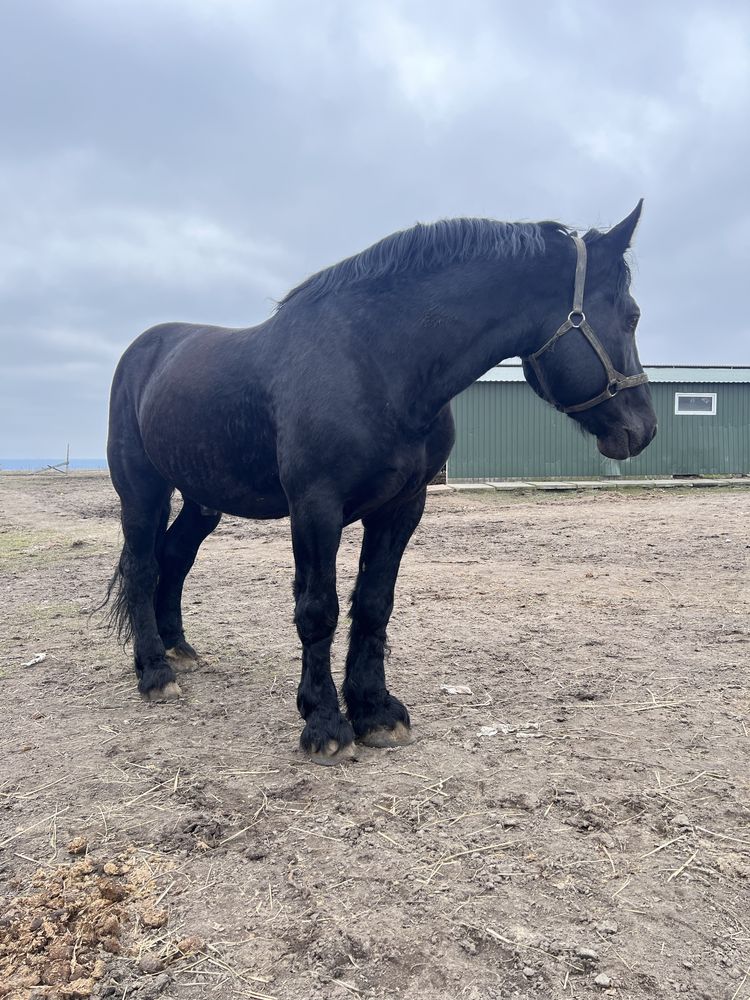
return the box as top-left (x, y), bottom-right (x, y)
top-left (358, 722), bottom-right (413, 748)
top-left (145, 681), bottom-right (183, 702)
top-left (165, 646), bottom-right (200, 671)
top-left (306, 741), bottom-right (357, 766)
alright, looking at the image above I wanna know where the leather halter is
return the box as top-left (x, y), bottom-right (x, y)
top-left (527, 235), bottom-right (649, 414)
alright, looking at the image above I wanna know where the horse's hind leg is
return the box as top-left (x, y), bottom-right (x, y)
top-left (155, 498), bottom-right (221, 663)
top-left (109, 450), bottom-right (180, 699)
top-left (343, 489), bottom-right (426, 746)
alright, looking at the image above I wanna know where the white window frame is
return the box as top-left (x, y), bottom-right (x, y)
top-left (674, 391), bottom-right (717, 416)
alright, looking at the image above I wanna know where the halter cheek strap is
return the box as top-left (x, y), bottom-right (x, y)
top-left (527, 235), bottom-right (649, 414)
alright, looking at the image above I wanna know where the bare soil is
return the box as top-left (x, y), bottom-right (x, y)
top-left (0, 472), bottom-right (748, 1000)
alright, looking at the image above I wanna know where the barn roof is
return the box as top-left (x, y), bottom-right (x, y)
top-left (479, 365), bottom-right (750, 383)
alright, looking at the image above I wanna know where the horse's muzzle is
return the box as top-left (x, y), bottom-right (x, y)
top-left (597, 420), bottom-right (657, 461)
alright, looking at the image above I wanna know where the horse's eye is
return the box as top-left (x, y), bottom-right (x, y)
top-left (627, 312), bottom-right (640, 331)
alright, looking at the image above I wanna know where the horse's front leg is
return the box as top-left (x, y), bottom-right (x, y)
top-left (290, 494), bottom-right (354, 764)
top-left (343, 489), bottom-right (426, 746)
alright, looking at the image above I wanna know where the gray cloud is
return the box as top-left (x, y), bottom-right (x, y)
top-left (1, 0), bottom-right (748, 456)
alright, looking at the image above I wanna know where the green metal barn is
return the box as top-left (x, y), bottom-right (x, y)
top-left (448, 365), bottom-right (750, 480)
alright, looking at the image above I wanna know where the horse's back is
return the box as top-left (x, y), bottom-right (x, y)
top-left (112, 322), bottom-right (244, 397)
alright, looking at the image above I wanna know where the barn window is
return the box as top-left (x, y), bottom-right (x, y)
top-left (674, 392), bottom-right (717, 415)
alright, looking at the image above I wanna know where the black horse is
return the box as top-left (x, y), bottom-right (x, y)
top-left (104, 202), bottom-right (656, 763)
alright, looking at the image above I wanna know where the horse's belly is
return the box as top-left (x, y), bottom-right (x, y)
top-left (214, 491), bottom-right (290, 520)
top-left (170, 469), bottom-right (290, 520)
top-left (143, 434), bottom-right (289, 519)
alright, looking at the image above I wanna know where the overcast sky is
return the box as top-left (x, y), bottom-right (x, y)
top-left (1, 0), bottom-right (748, 458)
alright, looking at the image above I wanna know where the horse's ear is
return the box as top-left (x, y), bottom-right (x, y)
top-left (604, 199), bottom-right (644, 255)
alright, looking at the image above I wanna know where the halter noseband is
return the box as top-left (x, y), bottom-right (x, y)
top-left (527, 235), bottom-right (649, 414)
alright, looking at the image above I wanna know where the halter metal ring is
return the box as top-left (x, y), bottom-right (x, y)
top-left (567, 310), bottom-right (585, 328)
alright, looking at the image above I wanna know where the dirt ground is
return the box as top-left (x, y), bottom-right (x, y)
top-left (1, 471), bottom-right (748, 1000)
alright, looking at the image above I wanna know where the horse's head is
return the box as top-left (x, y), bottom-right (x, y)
top-left (522, 202), bottom-right (657, 460)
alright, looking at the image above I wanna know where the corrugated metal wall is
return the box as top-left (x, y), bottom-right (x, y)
top-left (448, 382), bottom-right (750, 480)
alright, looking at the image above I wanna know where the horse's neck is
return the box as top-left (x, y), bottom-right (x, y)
top-left (391, 261), bottom-right (542, 427)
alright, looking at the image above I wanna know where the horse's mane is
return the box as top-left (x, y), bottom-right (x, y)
top-left (278, 217), bottom-right (572, 309)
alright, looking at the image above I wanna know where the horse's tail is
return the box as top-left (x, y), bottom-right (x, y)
top-left (96, 550), bottom-right (133, 644)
